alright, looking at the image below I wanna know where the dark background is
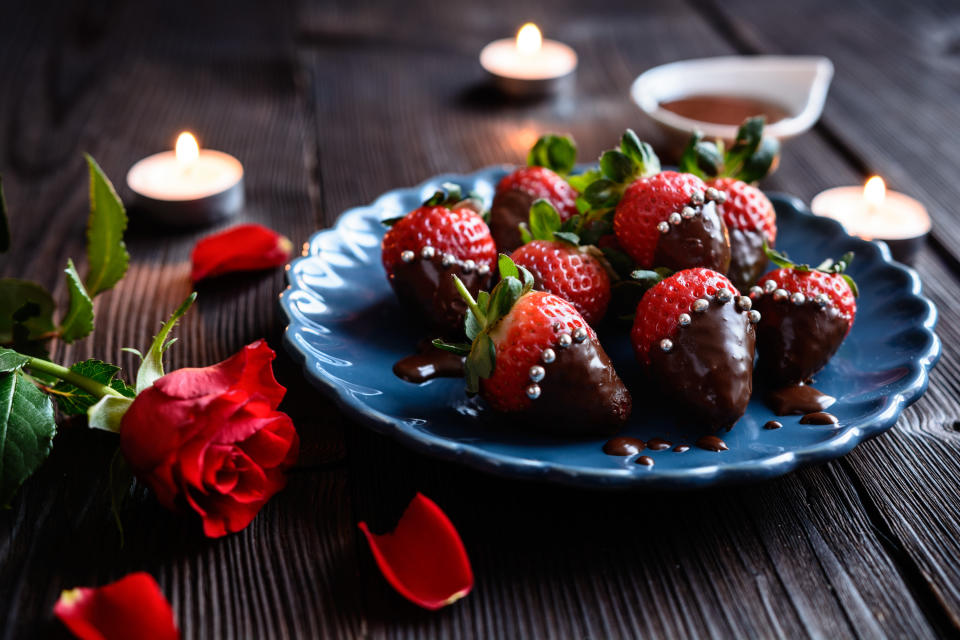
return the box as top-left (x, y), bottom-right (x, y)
top-left (3, 0), bottom-right (960, 637)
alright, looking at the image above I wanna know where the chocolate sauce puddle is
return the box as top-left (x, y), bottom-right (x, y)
top-left (603, 436), bottom-right (645, 456)
top-left (393, 341), bottom-right (464, 383)
top-left (767, 383), bottom-right (835, 416)
top-left (636, 455), bottom-right (655, 467)
top-left (800, 412), bottom-right (838, 425)
top-left (764, 420), bottom-right (783, 430)
top-left (695, 435), bottom-right (729, 452)
top-left (673, 445), bottom-right (690, 453)
top-left (647, 437), bottom-right (672, 451)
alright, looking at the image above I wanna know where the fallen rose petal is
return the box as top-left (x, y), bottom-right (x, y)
top-left (191, 223), bottom-right (293, 282)
top-left (53, 572), bottom-right (179, 640)
top-left (358, 493), bottom-right (473, 610)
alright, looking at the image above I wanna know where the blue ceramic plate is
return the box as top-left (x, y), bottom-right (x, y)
top-left (280, 167), bottom-right (940, 488)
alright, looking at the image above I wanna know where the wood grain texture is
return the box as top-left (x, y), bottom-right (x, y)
top-left (1, 0), bottom-right (959, 637)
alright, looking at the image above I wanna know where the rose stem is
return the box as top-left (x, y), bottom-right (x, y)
top-left (24, 357), bottom-right (125, 399)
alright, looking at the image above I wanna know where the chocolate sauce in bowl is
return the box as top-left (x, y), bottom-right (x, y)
top-left (659, 95), bottom-right (792, 127)
top-left (695, 435), bottom-right (729, 452)
top-left (603, 436), bottom-right (646, 456)
top-left (800, 412), bottom-right (839, 425)
top-left (653, 200), bottom-right (731, 274)
top-left (767, 383), bottom-right (836, 416)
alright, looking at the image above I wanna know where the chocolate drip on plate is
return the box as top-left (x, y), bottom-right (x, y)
top-left (673, 445), bottom-right (691, 453)
top-left (603, 436), bottom-right (646, 456)
top-left (800, 411), bottom-right (839, 425)
top-left (646, 437), bottom-right (672, 451)
top-left (764, 420), bottom-right (783, 430)
top-left (767, 383), bottom-right (836, 415)
top-left (636, 455), bottom-right (655, 467)
top-left (394, 341), bottom-right (465, 383)
top-left (695, 435), bottom-right (729, 451)
top-left (653, 200), bottom-right (731, 273)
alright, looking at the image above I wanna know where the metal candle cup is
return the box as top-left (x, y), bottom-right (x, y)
top-left (479, 23), bottom-right (577, 98)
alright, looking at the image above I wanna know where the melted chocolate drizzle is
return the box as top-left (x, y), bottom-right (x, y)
top-left (695, 435), bottom-right (729, 451)
top-left (754, 297), bottom-right (848, 385)
top-left (727, 227), bottom-right (768, 291)
top-left (648, 298), bottom-right (756, 430)
top-left (767, 383), bottom-right (836, 416)
top-left (653, 200), bottom-right (731, 273)
top-left (800, 411), bottom-right (838, 425)
top-left (489, 189), bottom-right (536, 252)
top-left (389, 252), bottom-right (491, 337)
top-left (602, 436), bottom-right (646, 456)
top-left (393, 341), bottom-right (465, 383)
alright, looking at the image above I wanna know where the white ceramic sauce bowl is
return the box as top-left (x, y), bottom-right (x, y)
top-left (631, 55), bottom-right (834, 146)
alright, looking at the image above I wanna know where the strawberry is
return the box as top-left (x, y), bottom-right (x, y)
top-left (381, 184), bottom-right (497, 336)
top-left (631, 268), bottom-right (758, 430)
top-left (490, 134), bottom-right (580, 251)
top-left (750, 246), bottom-right (858, 385)
top-left (434, 255), bottom-right (631, 434)
top-left (679, 117), bottom-right (781, 289)
top-left (510, 199), bottom-right (612, 325)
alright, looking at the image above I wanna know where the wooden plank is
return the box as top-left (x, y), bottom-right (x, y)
top-left (301, 0), bottom-right (949, 636)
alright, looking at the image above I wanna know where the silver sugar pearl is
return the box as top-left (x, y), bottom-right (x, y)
top-left (737, 296), bottom-right (752, 310)
top-left (441, 254), bottom-right (456, 268)
top-left (692, 298), bottom-right (709, 313)
top-left (682, 206), bottom-right (696, 219)
top-left (791, 292), bottom-right (806, 305)
top-left (773, 288), bottom-right (789, 302)
top-left (462, 259), bottom-right (476, 272)
top-left (421, 245), bottom-right (436, 259)
top-left (477, 263), bottom-right (491, 275)
top-left (715, 190), bottom-right (727, 204)
top-left (705, 187), bottom-right (721, 201)
top-left (400, 250), bottom-right (415, 263)
top-left (716, 288), bottom-right (732, 303)
top-left (764, 279), bottom-right (777, 293)
top-left (669, 212), bottom-right (682, 225)
top-left (557, 333), bottom-right (573, 348)
top-left (748, 310), bottom-right (761, 324)
top-left (541, 348), bottom-right (556, 364)
top-left (815, 293), bottom-right (829, 307)
top-left (660, 338), bottom-right (674, 352)
top-left (528, 365), bottom-right (545, 383)
top-left (678, 313), bottom-right (691, 327)
top-left (690, 191), bottom-right (705, 205)
top-left (526, 384), bottom-right (542, 400)
top-left (573, 327), bottom-right (588, 343)
top-left (657, 221), bottom-right (670, 234)
top-left (749, 285), bottom-right (764, 298)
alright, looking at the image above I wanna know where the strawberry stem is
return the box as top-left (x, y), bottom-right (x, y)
top-left (452, 275), bottom-right (485, 330)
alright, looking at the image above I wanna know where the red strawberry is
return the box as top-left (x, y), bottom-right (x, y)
top-left (631, 268), bottom-right (758, 430)
top-left (489, 134), bottom-right (580, 251)
top-left (710, 177), bottom-right (777, 289)
top-left (435, 256), bottom-right (631, 434)
top-left (750, 247), bottom-right (858, 385)
top-left (613, 171), bottom-right (731, 273)
top-left (382, 185), bottom-right (497, 336)
top-left (679, 116), bottom-right (781, 289)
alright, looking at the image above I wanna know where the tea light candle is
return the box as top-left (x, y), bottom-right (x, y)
top-left (811, 176), bottom-right (931, 263)
top-left (126, 132), bottom-right (244, 226)
top-left (479, 23), bottom-right (577, 97)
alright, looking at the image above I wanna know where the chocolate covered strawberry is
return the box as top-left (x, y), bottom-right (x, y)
top-left (382, 184), bottom-right (496, 336)
top-left (631, 268), bottom-right (758, 430)
top-left (434, 256), bottom-right (631, 434)
top-left (750, 246), bottom-right (858, 385)
top-left (510, 200), bottom-right (611, 325)
top-left (680, 117), bottom-right (781, 289)
top-left (489, 134), bottom-right (580, 251)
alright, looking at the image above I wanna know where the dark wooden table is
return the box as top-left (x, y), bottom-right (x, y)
top-left (3, 0), bottom-right (960, 637)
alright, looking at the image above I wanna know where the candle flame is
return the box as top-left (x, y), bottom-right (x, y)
top-left (864, 175), bottom-right (886, 208)
top-left (516, 23), bottom-right (542, 54)
top-left (175, 132), bottom-right (200, 167)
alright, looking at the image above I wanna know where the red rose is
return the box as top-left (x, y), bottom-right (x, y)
top-left (120, 340), bottom-right (298, 537)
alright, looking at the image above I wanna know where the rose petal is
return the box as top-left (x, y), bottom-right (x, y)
top-left (358, 493), bottom-right (473, 610)
top-left (191, 223), bottom-right (293, 282)
top-left (53, 572), bottom-right (179, 640)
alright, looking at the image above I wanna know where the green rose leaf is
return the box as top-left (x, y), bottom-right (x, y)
top-left (83, 154), bottom-right (129, 298)
top-left (59, 259), bottom-right (94, 343)
top-left (51, 359), bottom-right (135, 416)
top-left (135, 292), bottom-right (196, 393)
top-left (0, 279), bottom-right (56, 343)
top-left (0, 347), bottom-right (29, 373)
top-left (0, 369), bottom-right (56, 506)
top-left (0, 176), bottom-right (9, 253)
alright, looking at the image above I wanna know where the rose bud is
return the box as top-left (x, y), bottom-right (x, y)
top-left (191, 223), bottom-right (293, 282)
top-left (120, 340), bottom-right (299, 537)
top-left (54, 572), bottom-right (179, 640)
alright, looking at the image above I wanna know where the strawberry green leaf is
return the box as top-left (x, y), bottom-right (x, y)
top-left (423, 183), bottom-right (463, 208)
top-left (0, 279), bottom-right (56, 343)
top-left (83, 154), bottom-right (129, 298)
top-left (736, 137), bottom-right (779, 184)
top-left (601, 247), bottom-right (635, 279)
top-left (579, 219), bottom-right (612, 247)
top-left (135, 292), bottom-right (196, 393)
top-left (0, 369), bottom-right (56, 507)
top-left (552, 231), bottom-right (580, 246)
top-left (59, 259), bottom-right (94, 343)
top-left (381, 215), bottom-right (405, 227)
top-left (0, 176), bottom-right (9, 254)
top-left (527, 134), bottom-right (577, 176)
top-left (600, 150), bottom-right (635, 183)
top-left (566, 168), bottom-right (601, 193)
top-left (528, 199), bottom-right (561, 241)
top-left (464, 332), bottom-right (495, 394)
top-left (519, 264), bottom-right (534, 292)
top-left (619, 131), bottom-right (660, 177)
top-left (431, 339), bottom-right (471, 356)
top-left (842, 274), bottom-right (860, 298)
top-left (50, 359), bottom-right (134, 416)
top-left (497, 254), bottom-right (519, 281)
top-left (583, 179), bottom-right (621, 209)
top-left (486, 277), bottom-right (522, 326)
